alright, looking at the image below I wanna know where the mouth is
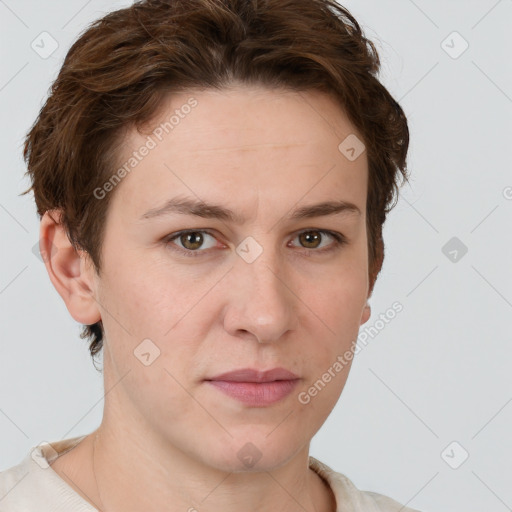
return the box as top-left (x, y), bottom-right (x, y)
top-left (204, 367), bottom-right (300, 406)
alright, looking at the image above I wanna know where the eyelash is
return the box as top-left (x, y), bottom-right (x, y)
top-left (163, 229), bottom-right (347, 258)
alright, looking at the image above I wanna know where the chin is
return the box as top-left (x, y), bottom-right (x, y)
top-left (199, 431), bottom-right (304, 473)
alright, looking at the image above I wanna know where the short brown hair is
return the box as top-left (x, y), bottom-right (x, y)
top-left (21, 0), bottom-right (410, 365)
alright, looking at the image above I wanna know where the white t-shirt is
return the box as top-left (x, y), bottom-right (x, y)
top-left (0, 436), bottom-right (421, 511)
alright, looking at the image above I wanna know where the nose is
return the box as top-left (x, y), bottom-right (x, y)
top-left (222, 246), bottom-right (298, 344)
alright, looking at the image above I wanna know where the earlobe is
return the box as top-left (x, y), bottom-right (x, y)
top-left (360, 302), bottom-right (371, 325)
top-left (39, 209), bottom-right (101, 325)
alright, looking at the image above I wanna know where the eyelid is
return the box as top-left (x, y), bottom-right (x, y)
top-left (164, 228), bottom-right (347, 257)
top-left (164, 229), bottom-right (221, 256)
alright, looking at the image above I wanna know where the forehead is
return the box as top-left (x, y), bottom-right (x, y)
top-left (109, 85), bottom-right (367, 219)
top-left (144, 85), bottom-right (356, 141)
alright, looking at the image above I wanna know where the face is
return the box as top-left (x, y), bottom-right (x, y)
top-left (90, 85), bottom-right (370, 471)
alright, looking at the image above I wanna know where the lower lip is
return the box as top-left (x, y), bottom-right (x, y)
top-left (206, 379), bottom-right (300, 406)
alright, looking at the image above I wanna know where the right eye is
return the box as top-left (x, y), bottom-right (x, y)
top-left (163, 230), bottom-right (221, 257)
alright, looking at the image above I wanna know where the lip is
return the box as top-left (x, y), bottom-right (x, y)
top-left (205, 367), bottom-right (300, 407)
top-left (206, 367), bottom-right (299, 383)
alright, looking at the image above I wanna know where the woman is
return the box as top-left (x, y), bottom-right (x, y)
top-left (0, 0), bottom-right (417, 510)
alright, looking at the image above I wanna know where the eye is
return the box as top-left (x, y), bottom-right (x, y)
top-left (163, 228), bottom-right (347, 257)
top-left (289, 229), bottom-right (347, 254)
top-left (164, 230), bottom-right (220, 257)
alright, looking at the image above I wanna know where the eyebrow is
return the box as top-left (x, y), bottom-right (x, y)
top-left (139, 196), bottom-right (361, 223)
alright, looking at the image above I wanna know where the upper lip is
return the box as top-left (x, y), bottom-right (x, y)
top-left (206, 367), bottom-right (299, 383)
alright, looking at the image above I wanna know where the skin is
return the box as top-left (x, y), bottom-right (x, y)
top-left (41, 85), bottom-right (374, 512)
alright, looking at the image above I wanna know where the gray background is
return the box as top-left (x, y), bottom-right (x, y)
top-left (1, 1), bottom-right (511, 511)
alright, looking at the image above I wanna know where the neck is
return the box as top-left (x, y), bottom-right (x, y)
top-left (87, 420), bottom-right (335, 512)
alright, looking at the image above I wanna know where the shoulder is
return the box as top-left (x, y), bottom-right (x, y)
top-left (0, 449), bottom-right (50, 510)
top-left (309, 456), bottom-right (422, 512)
top-left (0, 455), bottom-right (31, 508)
top-left (363, 490), bottom-right (422, 512)
top-left (0, 437), bottom-right (95, 512)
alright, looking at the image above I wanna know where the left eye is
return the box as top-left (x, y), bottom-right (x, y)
top-left (164, 229), bottom-right (346, 257)
top-left (292, 230), bottom-right (343, 251)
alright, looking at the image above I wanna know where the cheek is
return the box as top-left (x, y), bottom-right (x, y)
top-left (97, 259), bottom-right (209, 380)
top-left (306, 267), bottom-right (367, 334)
top-left (297, 269), bottom-right (366, 393)
top-left (99, 254), bottom-right (192, 335)
top-left (98, 267), bottom-right (203, 415)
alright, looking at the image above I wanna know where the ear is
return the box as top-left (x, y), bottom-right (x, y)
top-left (38, 209), bottom-right (101, 325)
top-left (367, 233), bottom-right (384, 300)
top-left (361, 232), bottom-right (383, 326)
top-left (360, 302), bottom-right (371, 325)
